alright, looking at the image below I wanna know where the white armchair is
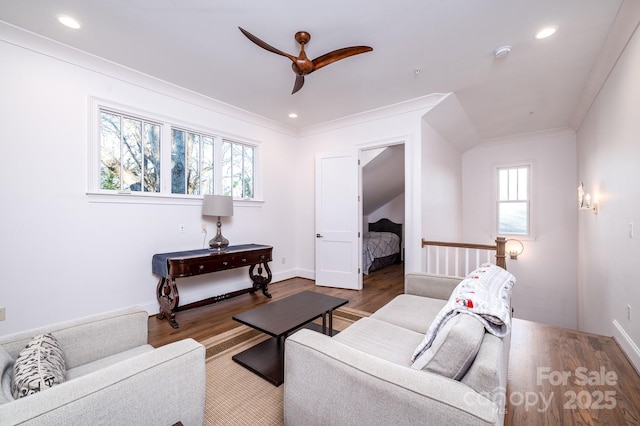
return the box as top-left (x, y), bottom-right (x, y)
top-left (0, 307), bottom-right (205, 425)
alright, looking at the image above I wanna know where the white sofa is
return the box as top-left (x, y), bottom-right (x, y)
top-left (284, 270), bottom-right (513, 426)
top-left (0, 307), bottom-right (205, 425)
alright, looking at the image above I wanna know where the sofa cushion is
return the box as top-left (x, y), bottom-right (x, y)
top-left (333, 317), bottom-right (423, 367)
top-left (11, 333), bottom-right (66, 399)
top-left (411, 313), bottom-right (485, 380)
top-left (371, 294), bottom-right (447, 334)
top-left (404, 273), bottom-right (463, 300)
top-left (461, 332), bottom-right (506, 401)
top-left (66, 344), bottom-right (153, 380)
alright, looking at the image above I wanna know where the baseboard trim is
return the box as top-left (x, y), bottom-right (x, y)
top-left (612, 319), bottom-right (640, 374)
top-left (294, 268), bottom-right (315, 280)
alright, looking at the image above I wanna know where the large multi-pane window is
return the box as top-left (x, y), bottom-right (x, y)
top-left (496, 165), bottom-right (530, 236)
top-left (95, 105), bottom-right (258, 200)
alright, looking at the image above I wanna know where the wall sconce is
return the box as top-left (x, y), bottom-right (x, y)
top-left (505, 239), bottom-right (524, 260)
top-left (578, 182), bottom-right (598, 214)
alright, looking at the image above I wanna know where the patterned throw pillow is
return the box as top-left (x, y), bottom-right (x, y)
top-left (11, 333), bottom-right (66, 399)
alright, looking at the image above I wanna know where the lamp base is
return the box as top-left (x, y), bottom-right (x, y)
top-left (208, 217), bottom-right (230, 251)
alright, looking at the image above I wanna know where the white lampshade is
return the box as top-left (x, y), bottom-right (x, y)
top-left (202, 195), bottom-right (234, 217)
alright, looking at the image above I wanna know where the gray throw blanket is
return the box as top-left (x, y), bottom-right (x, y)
top-left (412, 263), bottom-right (515, 362)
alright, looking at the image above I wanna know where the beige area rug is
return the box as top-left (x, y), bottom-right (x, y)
top-left (202, 307), bottom-right (370, 425)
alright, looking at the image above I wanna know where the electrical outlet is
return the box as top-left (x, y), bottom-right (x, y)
top-left (201, 223), bottom-right (207, 234)
top-left (282, 257), bottom-right (286, 264)
top-left (628, 305), bottom-right (631, 321)
top-left (0, 306), bottom-right (5, 321)
top-left (178, 224), bottom-right (185, 234)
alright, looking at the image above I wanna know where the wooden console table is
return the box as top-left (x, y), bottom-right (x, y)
top-left (152, 244), bottom-right (273, 328)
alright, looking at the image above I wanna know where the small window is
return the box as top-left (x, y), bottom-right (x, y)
top-left (222, 140), bottom-right (254, 199)
top-left (497, 165), bottom-right (530, 236)
top-left (171, 128), bottom-right (214, 195)
top-left (100, 110), bottom-right (161, 193)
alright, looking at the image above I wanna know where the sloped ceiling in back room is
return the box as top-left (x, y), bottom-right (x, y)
top-left (362, 145), bottom-right (405, 215)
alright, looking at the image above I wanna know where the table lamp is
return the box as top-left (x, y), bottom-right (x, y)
top-left (202, 195), bottom-right (234, 251)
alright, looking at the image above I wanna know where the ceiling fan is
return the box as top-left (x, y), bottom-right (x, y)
top-left (238, 27), bottom-right (373, 94)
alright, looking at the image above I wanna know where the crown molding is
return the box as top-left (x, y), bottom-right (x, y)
top-left (297, 93), bottom-right (447, 137)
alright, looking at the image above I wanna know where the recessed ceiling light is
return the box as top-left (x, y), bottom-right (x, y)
top-left (57, 14), bottom-right (81, 30)
top-left (288, 113), bottom-right (298, 118)
top-left (535, 26), bottom-right (557, 40)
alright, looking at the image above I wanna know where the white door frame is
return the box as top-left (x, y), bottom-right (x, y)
top-left (358, 139), bottom-right (407, 273)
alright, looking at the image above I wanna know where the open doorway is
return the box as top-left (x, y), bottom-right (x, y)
top-left (360, 143), bottom-right (405, 277)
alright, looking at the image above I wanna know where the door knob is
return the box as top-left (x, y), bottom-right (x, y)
top-left (316, 234), bottom-right (323, 238)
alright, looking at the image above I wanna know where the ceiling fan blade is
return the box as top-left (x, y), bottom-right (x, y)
top-left (238, 27), bottom-right (296, 61)
top-left (292, 75), bottom-right (305, 94)
top-left (312, 46), bottom-right (373, 71)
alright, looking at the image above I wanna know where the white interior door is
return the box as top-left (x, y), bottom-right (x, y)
top-left (315, 151), bottom-right (361, 289)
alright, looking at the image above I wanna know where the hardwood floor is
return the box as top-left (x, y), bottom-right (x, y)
top-left (147, 263), bottom-right (405, 347)
top-left (506, 319), bottom-right (640, 425)
top-left (147, 264), bottom-right (640, 425)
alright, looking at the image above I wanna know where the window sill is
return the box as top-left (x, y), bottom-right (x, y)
top-left (494, 234), bottom-right (537, 242)
top-left (86, 192), bottom-right (264, 206)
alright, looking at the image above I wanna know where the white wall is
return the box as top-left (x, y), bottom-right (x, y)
top-left (576, 21), bottom-right (640, 368)
top-left (294, 95), bottom-right (446, 278)
top-left (0, 26), bottom-right (299, 334)
top-left (462, 130), bottom-right (578, 329)
top-left (368, 193), bottom-right (405, 225)
top-left (420, 122), bottom-right (463, 243)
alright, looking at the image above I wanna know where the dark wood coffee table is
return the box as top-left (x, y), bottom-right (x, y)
top-left (231, 291), bottom-right (349, 386)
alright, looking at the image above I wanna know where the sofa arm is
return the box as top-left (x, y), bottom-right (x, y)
top-left (0, 338), bottom-right (205, 426)
top-left (404, 273), bottom-right (462, 300)
top-left (284, 329), bottom-right (499, 426)
top-left (0, 307), bottom-right (148, 369)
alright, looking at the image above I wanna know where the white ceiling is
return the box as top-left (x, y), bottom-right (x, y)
top-left (0, 0), bottom-right (627, 140)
